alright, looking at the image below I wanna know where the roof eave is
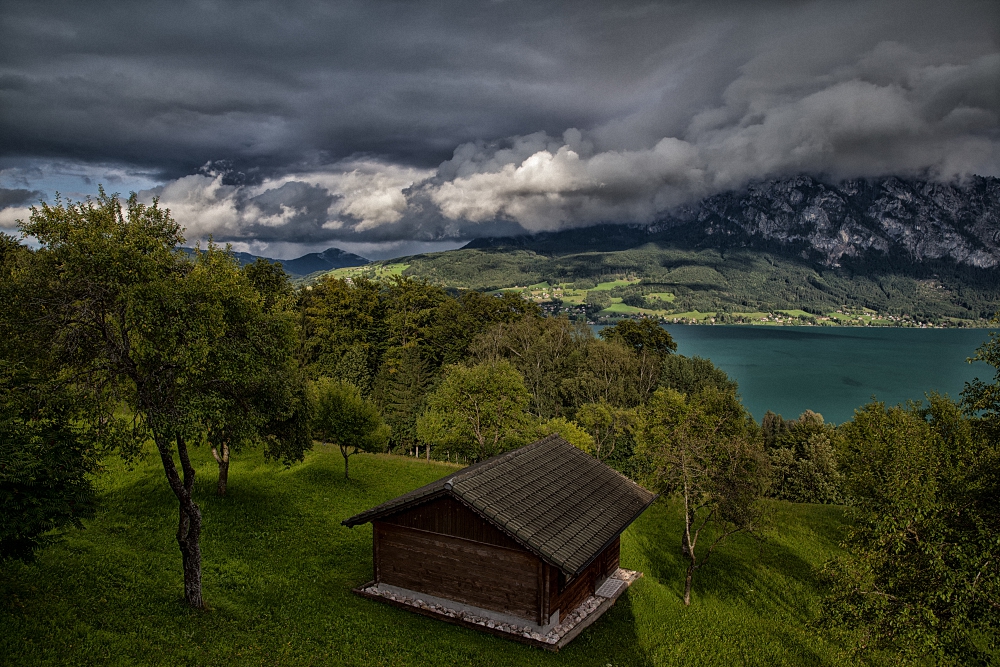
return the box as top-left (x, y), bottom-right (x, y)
top-left (341, 488), bottom-right (451, 527)
top-left (568, 493), bottom-right (660, 577)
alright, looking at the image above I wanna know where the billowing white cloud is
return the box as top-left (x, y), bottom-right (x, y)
top-left (144, 159), bottom-right (434, 246)
top-left (0, 206), bottom-right (31, 230)
top-left (429, 136), bottom-right (705, 231)
top-left (424, 42), bottom-right (999, 232)
top-left (154, 173), bottom-right (241, 238)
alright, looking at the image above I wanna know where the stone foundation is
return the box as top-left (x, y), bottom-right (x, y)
top-left (353, 567), bottom-right (642, 651)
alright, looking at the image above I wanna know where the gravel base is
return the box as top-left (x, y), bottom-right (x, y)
top-left (362, 568), bottom-right (641, 645)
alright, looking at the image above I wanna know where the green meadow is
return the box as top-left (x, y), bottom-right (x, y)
top-left (1, 446), bottom-right (864, 666)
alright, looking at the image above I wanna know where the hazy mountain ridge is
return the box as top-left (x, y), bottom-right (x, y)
top-left (467, 175), bottom-right (1000, 269)
top-left (184, 246), bottom-right (369, 277)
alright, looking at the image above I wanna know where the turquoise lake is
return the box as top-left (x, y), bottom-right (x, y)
top-left (660, 325), bottom-right (996, 424)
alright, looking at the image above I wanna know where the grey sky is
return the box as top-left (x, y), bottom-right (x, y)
top-left (1, 0), bottom-right (997, 259)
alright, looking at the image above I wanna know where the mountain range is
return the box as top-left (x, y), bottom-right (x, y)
top-left (466, 175), bottom-right (1000, 270)
top-left (186, 246), bottom-right (369, 277)
top-left (381, 175), bottom-right (1000, 323)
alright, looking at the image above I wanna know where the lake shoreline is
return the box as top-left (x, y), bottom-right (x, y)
top-left (594, 317), bottom-right (993, 329)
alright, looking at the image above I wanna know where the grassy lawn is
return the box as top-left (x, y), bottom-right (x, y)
top-left (1, 446), bottom-right (859, 666)
top-left (666, 310), bottom-right (716, 321)
top-left (326, 263), bottom-right (410, 280)
top-left (590, 279), bottom-right (640, 291)
top-left (603, 303), bottom-right (666, 316)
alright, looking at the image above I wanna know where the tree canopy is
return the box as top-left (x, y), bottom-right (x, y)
top-left (10, 191), bottom-right (305, 607)
top-left (417, 361), bottom-right (532, 462)
top-left (639, 385), bottom-right (770, 606)
top-left (824, 394), bottom-right (999, 663)
top-left (311, 378), bottom-right (389, 480)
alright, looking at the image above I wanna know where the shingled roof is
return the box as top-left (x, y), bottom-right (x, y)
top-left (342, 434), bottom-right (657, 576)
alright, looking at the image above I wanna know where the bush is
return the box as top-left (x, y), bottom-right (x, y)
top-left (765, 410), bottom-right (843, 504)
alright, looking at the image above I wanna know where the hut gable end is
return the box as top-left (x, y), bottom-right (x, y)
top-left (381, 496), bottom-right (522, 551)
top-left (344, 435), bottom-right (657, 576)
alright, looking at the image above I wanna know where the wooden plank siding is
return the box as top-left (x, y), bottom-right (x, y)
top-left (374, 497), bottom-right (624, 627)
top-left (548, 537), bottom-right (620, 622)
top-left (382, 496), bottom-right (523, 550)
top-left (375, 522), bottom-right (540, 621)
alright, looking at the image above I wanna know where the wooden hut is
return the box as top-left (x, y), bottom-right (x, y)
top-left (342, 435), bottom-right (656, 647)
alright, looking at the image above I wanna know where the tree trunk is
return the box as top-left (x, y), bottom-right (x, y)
top-left (153, 431), bottom-right (205, 609)
top-left (683, 560), bottom-right (695, 606)
top-left (341, 444), bottom-right (350, 480)
top-left (426, 443), bottom-right (430, 461)
top-left (681, 475), bottom-right (696, 607)
top-left (211, 442), bottom-right (230, 497)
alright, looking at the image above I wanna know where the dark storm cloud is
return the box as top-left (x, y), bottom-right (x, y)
top-left (0, 188), bottom-right (42, 209)
top-left (2, 0), bottom-right (998, 251)
top-left (4, 0), bottom-right (680, 176)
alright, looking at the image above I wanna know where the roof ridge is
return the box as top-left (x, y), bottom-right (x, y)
top-left (450, 433), bottom-right (562, 486)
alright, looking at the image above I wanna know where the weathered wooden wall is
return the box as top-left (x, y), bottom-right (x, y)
top-left (375, 498), bottom-right (625, 627)
top-left (548, 536), bottom-right (620, 623)
top-left (383, 496), bottom-right (522, 550)
top-left (375, 522), bottom-right (540, 621)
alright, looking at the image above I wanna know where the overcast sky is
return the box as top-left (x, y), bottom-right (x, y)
top-left (1, 0), bottom-right (998, 259)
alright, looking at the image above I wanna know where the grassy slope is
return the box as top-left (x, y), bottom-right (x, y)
top-left (375, 246), bottom-right (995, 323)
top-left (1, 446), bottom-right (854, 667)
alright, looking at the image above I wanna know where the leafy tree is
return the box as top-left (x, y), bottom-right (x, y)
top-left (962, 314), bottom-right (1000, 440)
top-left (424, 290), bottom-right (538, 367)
top-left (311, 378), bottom-right (390, 480)
top-left (599, 318), bottom-right (677, 357)
top-left (242, 257), bottom-right (294, 311)
top-left (200, 360), bottom-right (312, 496)
top-left (638, 386), bottom-right (770, 605)
top-left (766, 410), bottom-right (842, 504)
top-left (564, 339), bottom-right (658, 408)
top-left (760, 410), bottom-right (789, 448)
top-left (416, 361), bottom-right (531, 462)
top-left (574, 401), bottom-right (637, 462)
top-left (0, 363), bottom-right (97, 561)
top-left (584, 290), bottom-right (612, 312)
top-left (0, 235), bottom-right (98, 561)
top-left (13, 190), bottom-right (298, 608)
top-left (660, 354), bottom-right (738, 396)
top-left (823, 395), bottom-right (999, 663)
top-left (299, 275), bottom-right (385, 385)
top-left (470, 316), bottom-right (587, 418)
top-left (381, 276), bottom-right (447, 371)
top-left (375, 345), bottom-right (432, 451)
top-left (534, 417), bottom-right (594, 454)
top-left (192, 248), bottom-right (309, 496)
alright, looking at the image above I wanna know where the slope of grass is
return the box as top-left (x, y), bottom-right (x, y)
top-left (380, 245), bottom-right (995, 324)
top-left (1, 446), bottom-right (857, 666)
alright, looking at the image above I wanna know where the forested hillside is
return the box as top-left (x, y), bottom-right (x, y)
top-left (342, 245), bottom-right (996, 325)
top-left (324, 176), bottom-right (1000, 325)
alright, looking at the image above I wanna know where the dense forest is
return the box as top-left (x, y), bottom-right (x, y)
top-left (2, 193), bottom-right (999, 664)
top-left (350, 243), bottom-right (1000, 325)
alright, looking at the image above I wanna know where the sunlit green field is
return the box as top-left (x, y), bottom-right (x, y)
top-left (326, 263), bottom-right (411, 280)
top-left (1, 446), bottom-right (863, 666)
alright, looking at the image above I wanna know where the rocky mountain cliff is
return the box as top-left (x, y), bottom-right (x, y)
top-left (468, 175), bottom-right (1000, 270)
top-left (667, 175), bottom-right (1000, 269)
